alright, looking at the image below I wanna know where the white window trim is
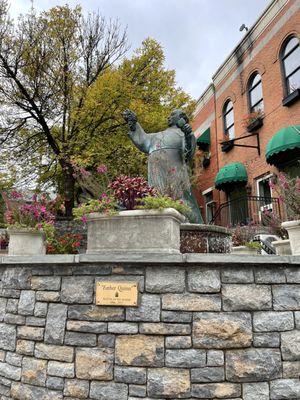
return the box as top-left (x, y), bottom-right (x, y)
top-left (202, 187), bottom-right (214, 195)
top-left (256, 173), bottom-right (273, 197)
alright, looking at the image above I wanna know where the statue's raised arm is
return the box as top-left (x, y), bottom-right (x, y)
top-left (123, 109), bottom-right (151, 154)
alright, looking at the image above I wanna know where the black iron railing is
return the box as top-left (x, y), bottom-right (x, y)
top-left (209, 196), bottom-right (281, 227)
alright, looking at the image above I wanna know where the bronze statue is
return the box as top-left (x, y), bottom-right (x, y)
top-left (123, 109), bottom-right (203, 223)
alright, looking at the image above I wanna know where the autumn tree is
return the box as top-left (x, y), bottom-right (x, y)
top-left (0, 2), bottom-right (127, 215)
top-left (70, 38), bottom-right (196, 178)
top-left (0, 2), bottom-right (195, 215)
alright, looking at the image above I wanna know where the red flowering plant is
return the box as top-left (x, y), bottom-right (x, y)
top-left (242, 109), bottom-right (264, 129)
top-left (2, 191), bottom-right (55, 231)
top-left (109, 175), bottom-right (157, 210)
top-left (47, 233), bottom-right (82, 254)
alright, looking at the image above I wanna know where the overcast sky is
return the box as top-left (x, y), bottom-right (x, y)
top-left (10, 0), bottom-right (270, 99)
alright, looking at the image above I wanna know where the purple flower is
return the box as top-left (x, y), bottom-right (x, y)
top-left (97, 164), bottom-right (108, 174)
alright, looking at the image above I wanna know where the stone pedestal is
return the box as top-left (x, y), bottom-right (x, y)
top-left (282, 220), bottom-right (300, 255)
top-left (273, 239), bottom-right (292, 255)
top-left (86, 208), bottom-right (185, 254)
top-left (8, 230), bottom-right (46, 256)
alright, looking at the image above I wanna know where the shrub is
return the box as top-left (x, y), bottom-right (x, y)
top-left (138, 195), bottom-right (190, 216)
top-left (73, 195), bottom-right (117, 222)
top-left (109, 175), bottom-right (157, 210)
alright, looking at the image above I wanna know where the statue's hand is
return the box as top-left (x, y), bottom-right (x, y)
top-left (181, 123), bottom-right (193, 136)
top-left (123, 109), bottom-right (137, 131)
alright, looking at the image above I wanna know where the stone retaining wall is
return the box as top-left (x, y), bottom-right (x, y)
top-left (0, 255), bottom-right (299, 399)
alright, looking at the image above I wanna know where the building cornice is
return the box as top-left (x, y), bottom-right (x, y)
top-left (193, 84), bottom-right (215, 117)
top-left (212, 0), bottom-right (289, 87)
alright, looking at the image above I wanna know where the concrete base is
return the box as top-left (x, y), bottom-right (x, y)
top-left (273, 239), bottom-right (292, 255)
top-left (282, 220), bottom-right (300, 255)
top-left (86, 208), bottom-right (186, 254)
top-left (8, 230), bottom-right (46, 256)
top-left (231, 245), bottom-right (259, 255)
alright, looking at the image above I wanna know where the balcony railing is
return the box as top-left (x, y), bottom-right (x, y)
top-left (209, 196), bottom-right (282, 227)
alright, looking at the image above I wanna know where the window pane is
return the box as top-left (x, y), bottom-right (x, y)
top-left (284, 45), bottom-right (300, 76)
top-left (227, 125), bottom-right (235, 139)
top-left (224, 101), bottom-right (233, 114)
top-left (283, 37), bottom-right (299, 57)
top-left (287, 68), bottom-right (300, 93)
top-left (251, 100), bottom-right (264, 112)
top-left (225, 109), bottom-right (234, 128)
top-left (250, 74), bottom-right (261, 88)
top-left (258, 179), bottom-right (271, 198)
top-left (205, 192), bottom-right (213, 203)
top-left (250, 81), bottom-right (263, 107)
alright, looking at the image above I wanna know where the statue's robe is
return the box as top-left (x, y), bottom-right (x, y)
top-left (128, 123), bottom-right (203, 223)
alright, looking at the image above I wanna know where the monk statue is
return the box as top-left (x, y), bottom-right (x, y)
top-left (123, 108), bottom-right (203, 223)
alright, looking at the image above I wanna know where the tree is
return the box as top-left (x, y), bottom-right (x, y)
top-left (71, 38), bottom-right (196, 178)
top-left (0, 2), bottom-right (127, 215)
top-left (0, 3), bottom-right (195, 214)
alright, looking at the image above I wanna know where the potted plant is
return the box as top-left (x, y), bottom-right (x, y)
top-left (231, 223), bottom-right (261, 255)
top-left (242, 110), bottom-right (264, 133)
top-left (270, 173), bottom-right (300, 255)
top-left (73, 173), bottom-right (190, 254)
top-left (2, 191), bottom-right (55, 256)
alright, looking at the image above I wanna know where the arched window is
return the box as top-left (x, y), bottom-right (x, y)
top-left (223, 100), bottom-right (235, 139)
top-left (248, 73), bottom-right (264, 112)
top-left (281, 36), bottom-right (300, 96)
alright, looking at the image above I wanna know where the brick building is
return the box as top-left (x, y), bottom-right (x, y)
top-left (192, 0), bottom-right (300, 226)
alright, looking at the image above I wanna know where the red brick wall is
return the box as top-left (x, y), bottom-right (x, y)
top-left (193, 0), bottom-right (300, 222)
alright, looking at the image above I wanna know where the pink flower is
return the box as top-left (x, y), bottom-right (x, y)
top-left (79, 167), bottom-right (90, 178)
top-left (97, 164), bottom-right (108, 174)
top-left (81, 215), bottom-right (88, 223)
top-left (40, 206), bottom-right (47, 213)
top-left (10, 190), bottom-right (22, 199)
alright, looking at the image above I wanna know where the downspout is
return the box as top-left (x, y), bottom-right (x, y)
top-left (212, 84), bottom-right (221, 207)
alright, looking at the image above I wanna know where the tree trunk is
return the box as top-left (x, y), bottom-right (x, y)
top-left (60, 161), bottom-right (75, 217)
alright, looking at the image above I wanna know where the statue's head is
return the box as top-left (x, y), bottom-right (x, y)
top-left (167, 109), bottom-right (189, 127)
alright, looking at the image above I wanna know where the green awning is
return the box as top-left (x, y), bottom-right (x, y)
top-left (215, 162), bottom-right (248, 191)
top-left (266, 125), bottom-right (300, 166)
top-left (197, 127), bottom-right (210, 145)
top-left (197, 127), bottom-right (210, 150)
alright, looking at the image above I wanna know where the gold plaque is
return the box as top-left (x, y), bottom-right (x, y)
top-left (96, 281), bottom-right (138, 306)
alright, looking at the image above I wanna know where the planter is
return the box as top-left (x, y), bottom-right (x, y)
top-left (246, 117), bottom-right (263, 133)
top-left (272, 239), bottom-right (292, 255)
top-left (231, 245), bottom-right (259, 255)
top-left (281, 220), bottom-right (300, 255)
top-left (86, 208), bottom-right (186, 254)
top-left (8, 229), bottom-right (46, 256)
